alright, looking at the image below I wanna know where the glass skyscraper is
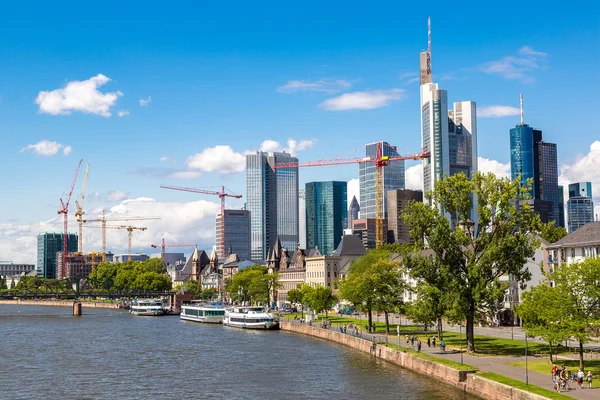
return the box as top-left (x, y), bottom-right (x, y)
top-left (305, 181), bottom-right (347, 256)
top-left (537, 141), bottom-right (559, 226)
top-left (298, 189), bottom-right (307, 249)
top-left (567, 182), bottom-right (594, 232)
top-left (558, 185), bottom-right (565, 228)
top-left (246, 151), bottom-right (299, 260)
top-left (510, 124), bottom-right (542, 198)
top-left (216, 210), bottom-right (251, 260)
top-left (359, 141), bottom-right (405, 219)
top-left (37, 232), bottom-right (78, 279)
top-left (568, 182), bottom-right (593, 199)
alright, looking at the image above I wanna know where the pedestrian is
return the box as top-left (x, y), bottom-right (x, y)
top-left (343, 325), bottom-right (347, 334)
top-left (577, 369), bottom-right (584, 387)
top-left (411, 336), bottom-right (415, 347)
top-left (417, 340), bottom-right (422, 352)
top-left (405, 335), bottom-right (409, 344)
top-left (586, 371), bottom-right (592, 389)
top-left (440, 339), bottom-right (446, 352)
top-left (427, 337), bottom-right (431, 347)
top-left (432, 336), bottom-right (436, 347)
top-left (551, 364), bottom-right (558, 377)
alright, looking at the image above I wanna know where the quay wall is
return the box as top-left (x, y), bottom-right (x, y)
top-left (0, 299), bottom-right (119, 309)
top-left (280, 322), bottom-right (550, 400)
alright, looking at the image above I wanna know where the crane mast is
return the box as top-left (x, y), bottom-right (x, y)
top-left (58, 159), bottom-right (83, 279)
top-left (75, 163), bottom-right (90, 253)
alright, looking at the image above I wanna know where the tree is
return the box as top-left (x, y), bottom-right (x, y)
top-left (370, 257), bottom-right (405, 334)
top-left (539, 221), bottom-right (567, 244)
top-left (131, 271), bottom-right (171, 292)
top-left (303, 285), bottom-right (338, 321)
top-left (402, 172), bottom-right (541, 352)
top-left (89, 262), bottom-right (119, 290)
top-left (226, 265), bottom-right (278, 304)
top-left (406, 283), bottom-right (448, 340)
top-left (287, 287), bottom-right (305, 317)
top-left (517, 284), bottom-right (570, 363)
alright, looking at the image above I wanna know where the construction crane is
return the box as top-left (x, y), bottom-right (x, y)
top-left (82, 210), bottom-right (160, 262)
top-left (58, 159), bottom-right (83, 279)
top-left (85, 224), bottom-right (147, 260)
top-left (273, 144), bottom-right (430, 247)
top-left (150, 238), bottom-right (196, 264)
top-left (75, 163), bottom-right (90, 253)
top-left (159, 185), bottom-right (242, 257)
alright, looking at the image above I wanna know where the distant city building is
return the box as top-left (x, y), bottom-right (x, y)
top-left (567, 182), bottom-right (594, 232)
top-left (56, 252), bottom-right (99, 280)
top-left (216, 209), bottom-right (251, 261)
top-left (558, 185), bottom-right (565, 228)
top-left (348, 195), bottom-right (360, 229)
top-left (298, 189), bottom-right (307, 249)
top-left (114, 254), bottom-right (150, 263)
top-left (568, 182), bottom-right (593, 199)
top-left (305, 181), bottom-right (348, 256)
top-left (548, 222), bottom-right (600, 265)
top-left (246, 151), bottom-right (299, 260)
top-left (536, 141), bottom-right (559, 226)
top-left (0, 263), bottom-right (35, 277)
top-left (351, 218), bottom-right (387, 250)
top-left (521, 199), bottom-right (554, 224)
top-left (37, 232), bottom-right (78, 279)
top-left (359, 142), bottom-right (405, 219)
top-left (387, 189), bottom-right (423, 244)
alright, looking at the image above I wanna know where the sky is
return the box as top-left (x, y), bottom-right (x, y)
top-left (1, 1), bottom-right (599, 263)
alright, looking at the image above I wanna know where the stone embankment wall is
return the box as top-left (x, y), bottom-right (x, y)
top-left (0, 299), bottom-right (119, 309)
top-left (280, 322), bottom-right (549, 400)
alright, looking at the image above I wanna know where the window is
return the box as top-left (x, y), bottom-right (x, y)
top-left (571, 248), bottom-right (575, 258)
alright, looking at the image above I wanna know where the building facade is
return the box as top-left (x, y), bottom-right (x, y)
top-left (387, 189), bottom-right (423, 244)
top-left (216, 209), bottom-right (251, 261)
top-left (298, 189), bottom-right (307, 249)
top-left (548, 222), bottom-right (600, 266)
top-left (537, 141), bottom-right (559, 226)
top-left (569, 182), bottom-right (593, 199)
top-left (0, 263), bottom-right (35, 277)
top-left (305, 181), bottom-right (347, 256)
top-left (558, 185), bottom-right (565, 228)
top-left (351, 218), bottom-right (387, 249)
top-left (568, 196), bottom-right (594, 233)
top-left (36, 232), bottom-right (78, 279)
top-left (348, 195), bottom-right (360, 229)
top-left (359, 142), bottom-right (405, 219)
top-left (115, 254), bottom-right (150, 263)
top-left (246, 151), bottom-right (299, 261)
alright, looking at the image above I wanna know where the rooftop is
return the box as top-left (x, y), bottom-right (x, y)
top-left (547, 222), bottom-right (600, 249)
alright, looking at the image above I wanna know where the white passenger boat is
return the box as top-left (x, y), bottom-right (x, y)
top-left (180, 302), bottom-right (225, 324)
top-left (129, 299), bottom-right (165, 316)
top-left (223, 306), bottom-right (278, 330)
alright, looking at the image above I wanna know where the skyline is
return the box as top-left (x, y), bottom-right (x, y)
top-left (1, 1), bottom-right (599, 263)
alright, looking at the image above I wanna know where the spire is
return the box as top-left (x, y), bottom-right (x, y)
top-left (520, 93), bottom-right (524, 125)
top-left (209, 245), bottom-right (218, 262)
top-left (427, 16), bottom-right (432, 76)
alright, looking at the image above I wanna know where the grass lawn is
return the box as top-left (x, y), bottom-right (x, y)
top-left (477, 372), bottom-right (573, 400)
top-left (508, 359), bottom-right (599, 389)
top-left (381, 342), bottom-right (478, 371)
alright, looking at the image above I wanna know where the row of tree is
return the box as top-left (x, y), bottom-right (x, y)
top-left (224, 265), bottom-right (279, 304)
top-left (88, 258), bottom-right (171, 292)
top-left (287, 284), bottom-right (338, 319)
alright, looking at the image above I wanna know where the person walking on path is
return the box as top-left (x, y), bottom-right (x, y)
top-left (432, 336), bottom-right (436, 347)
top-left (586, 371), bottom-right (593, 389)
top-left (577, 369), bottom-right (584, 387)
top-left (440, 339), bottom-right (446, 352)
top-left (417, 340), bottom-right (422, 352)
top-left (411, 336), bottom-right (415, 347)
top-left (427, 337), bottom-right (431, 347)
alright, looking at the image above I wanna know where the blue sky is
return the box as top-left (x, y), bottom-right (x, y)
top-left (1, 1), bottom-right (599, 262)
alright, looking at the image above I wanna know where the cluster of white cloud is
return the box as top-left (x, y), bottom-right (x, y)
top-left (277, 79), bottom-right (351, 94)
top-left (35, 74), bottom-right (123, 117)
top-left (319, 89), bottom-right (404, 111)
top-left (478, 105), bottom-right (520, 118)
top-left (479, 46), bottom-right (548, 83)
top-left (21, 140), bottom-right (73, 156)
top-left (139, 96), bottom-right (152, 106)
top-left (117, 110), bottom-right (130, 117)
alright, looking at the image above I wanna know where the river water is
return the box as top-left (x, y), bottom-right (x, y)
top-left (0, 305), bottom-right (476, 400)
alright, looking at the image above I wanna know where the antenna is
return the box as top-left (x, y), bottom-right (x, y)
top-left (520, 93), bottom-right (524, 125)
top-left (427, 16), bottom-right (432, 76)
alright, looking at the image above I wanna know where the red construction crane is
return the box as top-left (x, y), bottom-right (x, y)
top-left (150, 238), bottom-right (196, 264)
top-left (160, 185), bottom-right (242, 257)
top-left (273, 144), bottom-right (430, 247)
top-left (57, 159), bottom-right (83, 279)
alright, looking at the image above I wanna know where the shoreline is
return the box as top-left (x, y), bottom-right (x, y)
top-left (0, 299), bottom-right (119, 309)
top-left (280, 321), bottom-right (554, 400)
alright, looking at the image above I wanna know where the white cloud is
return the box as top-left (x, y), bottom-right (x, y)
top-left (35, 74), bottom-right (122, 117)
top-left (186, 145), bottom-right (247, 174)
top-left (405, 164), bottom-right (423, 190)
top-left (478, 157), bottom-right (511, 179)
top-left (139, 96), bottom-right (152, 106)
top-left (259, 140), bottom-right (281, 153)
top-left (479, 46), bottom-right (548, 83)
top-left (347, 178), bottom-right (359, 207)
top-left (159, 156), bottom-right (171, 163)
top-left (117, 110), bottom-right (130, 117)
top-left (106, 190), bottom-right (129, 202)
top-left (320, 89), bottom-right (404, 111)
top-left (169, 170), bottom-right (203, 179)
top-left (559, 141), bottom-right (600, 221)
top-left (399, 72), bottom-right (420, 85)
top-left (0, 197), bottom-right (222, 263)
top-left (21, 140), bottom-right (73, 157)
top-left (277, 79), bottom-right (351, 94)
top-left (478, 105), bottom-right (520, 118)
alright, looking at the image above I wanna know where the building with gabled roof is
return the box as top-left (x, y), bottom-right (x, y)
top-left (547, 221), bottom-right (600, 266)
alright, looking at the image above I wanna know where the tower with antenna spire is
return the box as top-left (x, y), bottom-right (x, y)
top-left (419, 16), bottom-right (432, 85)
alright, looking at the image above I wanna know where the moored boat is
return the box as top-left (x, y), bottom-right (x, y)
top-left (180, 302), bottom-right (225, 324)
top-left (129, 299), bottom-right (165, 316)
top-left (223, 306), bottom-right (278, 330)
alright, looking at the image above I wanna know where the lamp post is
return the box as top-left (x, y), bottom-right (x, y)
top-left (460, 321), bottom-right (464, 365)
top-left (525, 331), bottom-right (529, 385)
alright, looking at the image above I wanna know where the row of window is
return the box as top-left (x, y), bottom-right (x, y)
top-left (229, 318), bottom-right (273, 323)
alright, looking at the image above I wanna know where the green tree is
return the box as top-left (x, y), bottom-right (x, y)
top-left (406, 283), bottom-right (448, 340)
top-left (226, 265), bottom-right (277, 304)
top-left (131, 271), bottom-right (172, 291)
top-left (539, 221), bottom-right (567, 244)
top-left (517, 283), bottom-right (570, 363)
top-left (402, 172), bottom-right (540, 352)
top-left (89, 262), bottom-right (119, 290)
top-left (370, 257), bottom-right (405, 334)
top-left (303, 285), bottom-right (338, 321)
top-left (287, 287), bottom-right (305, 317)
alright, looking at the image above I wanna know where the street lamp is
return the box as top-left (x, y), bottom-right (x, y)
top-left (460, 321), bottom-right (464, 365)
top-left (525, 331), bottom-right (529, 385)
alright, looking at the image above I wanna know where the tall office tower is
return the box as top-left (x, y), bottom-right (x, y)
top-left (359, 142), bottom-right (405, 219)
top-left (246, 151), bottom-right (299, 260)
top-left (348, 195), bottom-right (360, 229)
top-left (387, 189), bottom-right (423, 244)
top-left (557, 185), bottom-right (566, 228)
top-left (536, 141), bottom-right (560, 226)
top-left (567, 182), bottom-right (594, 232)
top-left (419, 17), bottom-right (432, 86)
top-left (36, 232), bottom-right (78, 279)
top-left (216, 210), bottom-right (251, 260)
top-left (305, 181), bottom-right (348, 256)
top-left (298, 189), bottom-right (307, 249)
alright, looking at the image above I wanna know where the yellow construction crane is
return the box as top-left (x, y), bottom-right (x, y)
top-left (86, 224), bottom-right (147, 260)
top-left (82, 210), bottom-right (160, 262)
top-left (75, 163), bottom-right (90, 253)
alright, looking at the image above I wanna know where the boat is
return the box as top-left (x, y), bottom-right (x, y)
top-left (223, 306), bottom-right (278, 330)
top-left (180, 301), bottom-right (225, 324)
top-left (129, 299), bottom-right (165, 316)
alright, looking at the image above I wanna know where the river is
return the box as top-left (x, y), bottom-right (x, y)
top-left (0, 305), bottom-right (477, 399)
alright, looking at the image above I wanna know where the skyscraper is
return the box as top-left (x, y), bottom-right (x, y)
top-left (387, 189), bottom-right (423, 244)
top-left (348, 195), bottom-right (360, 229)
top-left (37, 232), bottom-right (78, 279)
top-left (448, 101), bottom-right (478, 179)
top-left (558, 185), bottom-right (566, 228)
top-left (246, 151), bottom-right (299, 260)
top-left (298, 189), bottom-right (307, 249)
top-left (305, 181), bottom-right (347, 256)
top-left (567, 182), bottom-right (594, 232)
top-left (359, 141), bottom-right (405, 219)
top-left (216, 210), bottom-right (251, 260)
top-left (537, 141), bottom-right (559, 226)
